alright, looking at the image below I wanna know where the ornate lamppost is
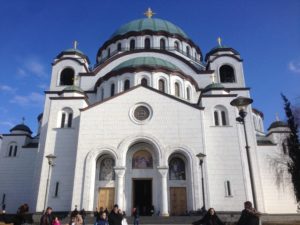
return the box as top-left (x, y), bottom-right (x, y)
top-left (196, 153), bottom-right (206, 211)
top-left (44, 154), bottom-right (56, 211)
top-left (230, 96), bottom-right (257, 208)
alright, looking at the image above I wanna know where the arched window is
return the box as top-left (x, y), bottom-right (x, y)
top-left (124, 79), bottom-right (130, 91)
top-left (98, 156), bottom-right (115, 180)
top-left (169, 157), bottom-right (186, 180)
top-left (160, 39), bottom-right (166, 50)
top-left (100, 88), bottom-right (104, 101)
top-left (130, 39), bottom-right (135, 50)
top-left (107, 48), bottom-right (111, 58)
top-left (60, 68), bottom-right (74, 86)
top-left (174, 41), bottom-right (179, 51)
top-left (141, 78), bottom-right (148, 86)
top-left (117, 43), bottom-right (122, 51)
top-left (186, 87), bottom-right (191, 100)
top-left (175, 82), bottom-right (180, 97)
top-left (110, 83), bottom-right (115, 97)
top-left (8, 143), bottom-right (17, 157)
top-left (144, 38), bottom-right (151, 49)
top-left (214, 106), bottom-right (229, 126)
top-left (282, 140), bottom-right (288, 155)
top-left (220, 65), bottom-right (235, 83)
top-left (186, 46), bottom-right (190, 57)
top-left (158, 79), bottom-right (165, 93)
top-left (214, 111), bottom-right (219, 126)
top-left (60, 108), bottom-right (73, 128)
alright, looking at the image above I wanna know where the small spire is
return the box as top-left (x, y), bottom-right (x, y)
top-left (210, 73), bottom-right (216, 83)
top-left (22, 117), bottom-right (25, 124)
top-left (276, 113), bottom-right (280, 121)
top-left (144, 8), bottom-right (155, 18)
top-left (217, 37), bottom-right (222, 47)
top-left (73, 40), bottom-right (78, 49)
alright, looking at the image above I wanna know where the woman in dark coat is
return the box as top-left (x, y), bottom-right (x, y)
top-left (192, 208), bottom-right (224, 225)
top-left (237, 201), bottom-right (260, 225)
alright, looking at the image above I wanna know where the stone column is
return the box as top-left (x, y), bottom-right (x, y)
top-left (114, 167), bottom-right (126, 210)
top-left (157, 167), bottom-right (169, 216)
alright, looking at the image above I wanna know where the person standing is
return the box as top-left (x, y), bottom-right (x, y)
top-left (108, 204), bottom-right (123, 225)
top-left (132, 207), bottom-right (139, 225)
top-left (40, 207), bottom-right (54, 225)
top-left (95, 212), bottom-right (108, 225)
top-left (80, 209), bottom-right (86, 225)
top-left (237, 201), bottom-right (260, 225)
top-left (192, 208), bottom-right (224, 225)
top-left (52, 217), bottom-right (61, 225)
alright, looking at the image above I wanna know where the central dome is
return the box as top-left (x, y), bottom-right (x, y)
top-left (111, 18), bottom-right (188, 39)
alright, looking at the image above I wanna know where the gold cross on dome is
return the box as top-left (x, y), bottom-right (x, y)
top-left (144, 8), bottom-right (155, 18)
top-left (73, 40), bottom-right (78, 49)
top-left (217, 37), bottom-right (222, 47)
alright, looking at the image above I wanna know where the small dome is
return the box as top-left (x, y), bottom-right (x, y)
top-left (113, 57), bottom-right (180, 72)
top-left (56, 48), bottom-right (90, 63)
top-left (63, 85), bottom-right (85, 93)
top-left (111, 18), bottom-right (188, 39)
top-left (268, 121), bottom-right (289, 130)
top-left (10, 124), bottom-right (32, 134)
top-left (203, 83), bottom-right (225, 92)
top-left (205, 46), bottom-right (240, 61)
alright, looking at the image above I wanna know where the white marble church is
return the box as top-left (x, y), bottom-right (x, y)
top-left (0, 9), bottom-right (298, 215)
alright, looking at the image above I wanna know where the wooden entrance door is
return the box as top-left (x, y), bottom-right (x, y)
top-left (170, 187), bottom-right (187, 216)
top-left (98, 188), bottom-right (115, 211)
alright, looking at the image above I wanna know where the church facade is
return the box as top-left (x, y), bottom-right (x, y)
top-left (0, 11), bottom-right (297, 215)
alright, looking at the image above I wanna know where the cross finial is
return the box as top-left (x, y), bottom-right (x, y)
top-left (210, 73), bottom-right (216, 83)
top-left (22, 117), bottom-right (25, 124)
top-left (276, 113), bottom-right (280, 121)
top-left (217, 37), bottom-right (222, 47)
top-left (73, 40), bottom-right (78, 49)
top-left (144, 8), bottom-right (155, 18)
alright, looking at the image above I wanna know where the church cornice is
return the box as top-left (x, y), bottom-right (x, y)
top-left (52, 57), bottom-right (90, 72)
top-left (85, 49), bottom-right (204, 75)
top-left (206, 54), bottom-right (243, 69)
top-left (93, 65), bottom-right (200, 92)
top-left (97, 30), bottom-right (202, 60)
top-left (80, 84), bottom-right (204, 112)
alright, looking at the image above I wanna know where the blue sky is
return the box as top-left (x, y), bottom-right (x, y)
top-left (0, 0), bottom-right (299, 135)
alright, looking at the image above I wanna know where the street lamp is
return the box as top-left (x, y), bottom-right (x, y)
top-left (44, 154), bottom-right (56, 211)
top-left (196, 153), bottom-right (206, 212)
top-left (230, 96), bottom-right (257, 208)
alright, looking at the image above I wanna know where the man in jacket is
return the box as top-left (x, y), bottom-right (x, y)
top-left (108, 205), bottom-right (123, 225)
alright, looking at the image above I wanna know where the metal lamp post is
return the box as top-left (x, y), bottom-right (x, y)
top-left (44, 154), bottom-right (56, 211)
top-left (196, 153), bottom-right (206, 211)
top-left (230, 96), bottom-right (257, 208)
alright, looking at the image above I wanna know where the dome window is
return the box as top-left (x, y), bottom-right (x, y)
top-left (175, 82), bottom-right (180, 97)
top-left (124, 79), bottom-right (130, 91)
top-left (186, 46), bottom-right (191, 58)
top-left (220, 65), bottom-right (236, 83)
top-left (160, 39), bottom-right (166, 50)
top-left (141, 78), bottom-right (148, 86)
top-left (107, 48), bottom-right (111, 58)
top-left (144, 38), bottom-right (151, 49)
top-left (7, 143), bottom-right (18, 157)
top-left (60, 68), bottom-right (74, 86)
top-left (130, 39), bottom-right (135, 50)
top-left (158, 79), bottom-right (165, 93)
top-left (186, 87), bottom-right (191, 100)
top-left (174, 41), bottom-right (179, 51)
top-left (117, 43), bottom-right (122, 52)
top-left (110, 83), bottom-right (115, 97)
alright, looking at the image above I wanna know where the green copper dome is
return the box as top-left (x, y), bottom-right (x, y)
top-left (111, 18), bottom-right (188, 39)
top-left (113, 57), bottom-right (180, 71)
top-left (203, 83), bottom-right (225, 92)
top-left (63, 85), bottom-right (85, 93)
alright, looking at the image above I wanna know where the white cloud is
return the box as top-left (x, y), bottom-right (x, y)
top-left (16, 56), bottom-right (48, 78)
top-left (288, 60), bottom-right (300, 74)
top-left (0, 121), bottom-right (14, 127)
top-left (10, 92), bottom-right (45, 106)
top-left (0, 84), bottom-right (16, 93)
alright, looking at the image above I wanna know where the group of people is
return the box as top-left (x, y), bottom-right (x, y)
top-left (192, 201), bottom-right (260, 225)
top-left (94, 204), bottom-right (127, 225)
